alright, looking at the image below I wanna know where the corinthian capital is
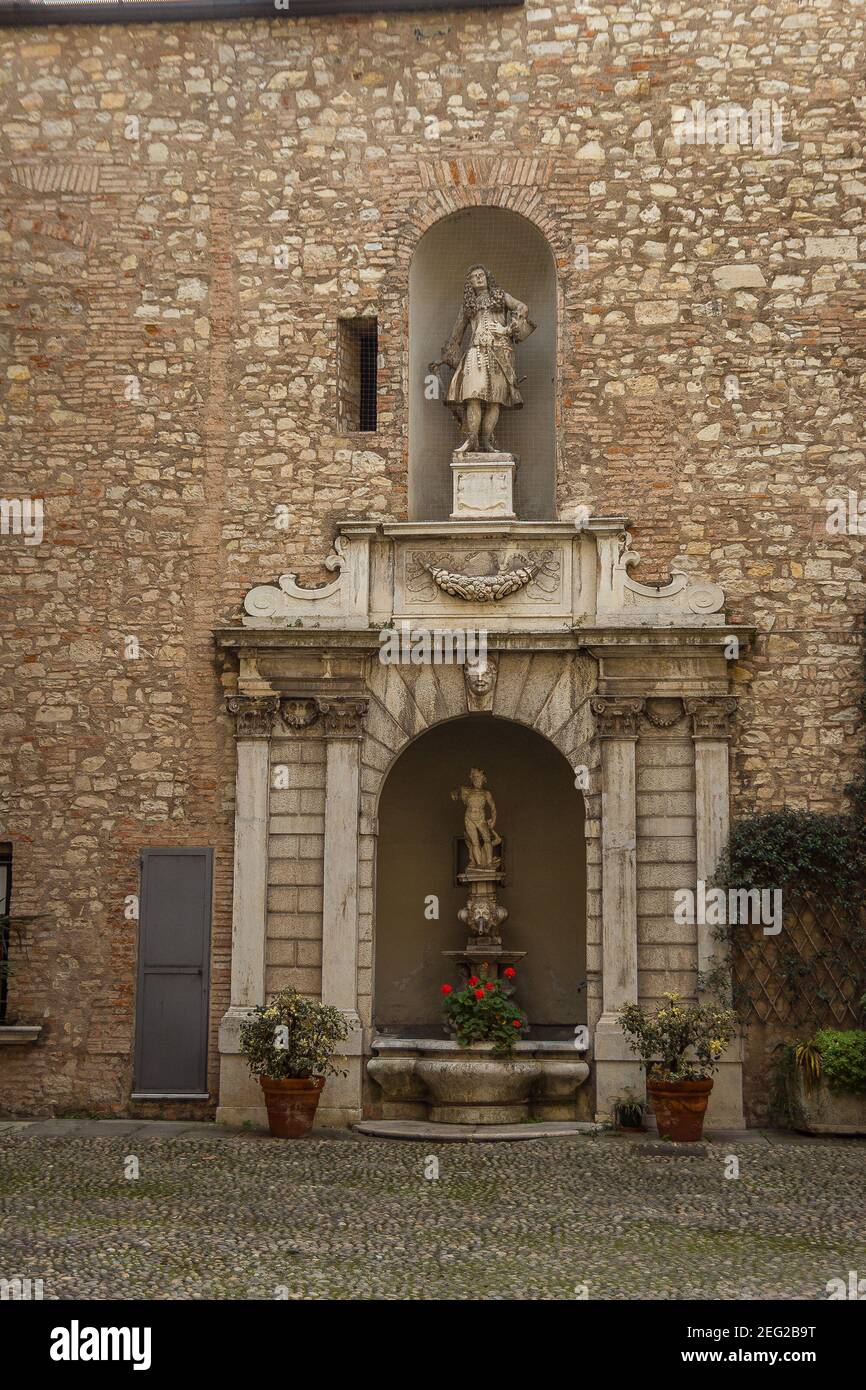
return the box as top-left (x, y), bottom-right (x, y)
top-left (685, 696), bottom-right (738, 740)
top-left (590, 696), bottom-right (645, 739)
top-left (319, 698), bottom-right (368, 739)
top-left (226, 695), bottom-right (280, 740)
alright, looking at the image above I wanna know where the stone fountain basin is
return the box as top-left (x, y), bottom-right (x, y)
top-left (368, 1037), bottom-right (590, 1125)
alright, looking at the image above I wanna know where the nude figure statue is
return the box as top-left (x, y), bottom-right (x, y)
top-left (451, 767), bottom-right (502, 870)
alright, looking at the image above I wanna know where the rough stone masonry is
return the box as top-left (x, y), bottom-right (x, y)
top-left (0, 2), bottom-right (863, 1120)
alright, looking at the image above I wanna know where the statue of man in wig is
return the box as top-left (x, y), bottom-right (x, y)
top-left (435, 264), bottom-right (536, 454)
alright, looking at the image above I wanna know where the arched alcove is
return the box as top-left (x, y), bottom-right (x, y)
top-left (408, 208), bottom-right (558, 521)
top-left (374, 716), bottom-right (585, 1034)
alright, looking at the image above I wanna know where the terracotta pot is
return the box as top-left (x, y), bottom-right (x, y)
top-left (259, 1075), bottom-right (325, 1138)
top-left (647, 1077), bottom-right (713, 1142)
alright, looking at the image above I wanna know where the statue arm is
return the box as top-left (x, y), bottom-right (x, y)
top-left (504, 292), bottom-right (528, 317)
top-left (440, 310), bottom-right (469, 368)
top-left (486, 790), bottom-right (497, 828)
top-left (504, 292), bottom-right (536, 342)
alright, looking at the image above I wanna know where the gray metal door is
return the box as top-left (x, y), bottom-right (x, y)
top-left (133, 847), bottom-right (213, 1096)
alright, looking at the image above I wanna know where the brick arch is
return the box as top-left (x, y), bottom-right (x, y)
top-left (393, 178), bottom-right (572, 273)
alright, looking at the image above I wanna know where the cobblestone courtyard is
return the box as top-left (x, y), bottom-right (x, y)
top-left (1, 1122), bottom-right (865, 1301)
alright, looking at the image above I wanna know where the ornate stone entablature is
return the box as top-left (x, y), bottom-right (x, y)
top-left (239, 518), bottom-right (729, 634)
top-left (226, 694), bottom-right (370, 738)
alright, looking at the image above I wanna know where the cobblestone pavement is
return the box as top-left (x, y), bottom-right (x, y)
top-left (1, 1122), bottom-right (864, 1300)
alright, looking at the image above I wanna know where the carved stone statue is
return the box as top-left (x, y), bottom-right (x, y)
top-left (451, 766), bottom-right (502, 869)
top-left (435, 265), bottom-right (536, 454)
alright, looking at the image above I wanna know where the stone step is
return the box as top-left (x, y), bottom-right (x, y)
top-left (353, 1119), bottom-right (603, 1142)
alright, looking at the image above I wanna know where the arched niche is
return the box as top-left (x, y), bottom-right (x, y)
top-left (374, 716), bottom-right (585, 1034)
top-left (408, 207), bottom-right (558, 521)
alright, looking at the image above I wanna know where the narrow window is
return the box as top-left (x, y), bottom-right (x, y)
top-left (0, 844), bottom-right (11, 1025)
top-left (338, 316), bottom-right (378, 432)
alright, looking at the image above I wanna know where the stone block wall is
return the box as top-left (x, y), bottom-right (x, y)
top-left (267, 734), bottom-right (326, 998)
top-left (2, 3), bottom-right (863, 1115)
top-left (636, 730), bottom-right (698, 1003)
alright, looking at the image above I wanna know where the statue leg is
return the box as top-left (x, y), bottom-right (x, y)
top-left (464, 399), bottom-right (482, 453)
top-left (475, 824), bottom-right (494, 868)
top-left (465, 820), bottom-right (484, 867)
top-left (480, 403), bottom-right (500, 452)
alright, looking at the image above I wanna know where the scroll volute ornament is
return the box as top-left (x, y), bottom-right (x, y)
top-left (319, 699), bottom-right (368, 739)
top-left (685, 697), bottom-right (738, 740)
top-left (226, 695), bottom-right (280, 739)
top-left (590, 696), bottom-right (645, 739)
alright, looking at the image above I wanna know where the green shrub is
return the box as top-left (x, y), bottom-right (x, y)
top-left (240, 988), bottom-right (349, 1081)
top-left (811, 1029), bottom-right (866, 1095)
top-left (716, 809), bottom-right (866, 912)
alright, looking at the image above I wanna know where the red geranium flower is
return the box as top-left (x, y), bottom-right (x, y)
top-left (503, 967), bottom-right (516, 978)
top-left (441, 983), bottom-right (453, 995)
top-left (468, 975), bottom-right (479, 987)
top-left (474, 989), bottom-right (485, 1001)
top-left (485, 982), bottom-right (495, 992)
top-left (512, 1019), bottom-right (522, 1028)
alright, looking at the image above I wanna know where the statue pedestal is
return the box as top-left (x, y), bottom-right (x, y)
top-left (442, 947), bottom-right (526, 993)
top-left (445, 861), bottom-right (525, 997)
top-left (450, 452), bottom-right (516, 521)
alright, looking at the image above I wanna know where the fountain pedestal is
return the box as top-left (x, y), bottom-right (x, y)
top-left (444, 863), bottom-right (525, 989)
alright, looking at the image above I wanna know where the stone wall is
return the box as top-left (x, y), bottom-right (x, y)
top-left (1, 2), bottom-right (863, 1115)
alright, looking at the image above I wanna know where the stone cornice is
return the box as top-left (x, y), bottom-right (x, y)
top-left (215, 625), bottom-right (756, 654)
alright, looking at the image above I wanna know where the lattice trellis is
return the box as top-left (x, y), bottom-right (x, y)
top-left (732, 893), bottom-right (866, 1031)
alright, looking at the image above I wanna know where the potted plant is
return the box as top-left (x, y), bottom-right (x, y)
top-left (441, 972), bottom-right (528, 1052)
top-left (240, 988), bottom-right (349, 1138)
top-left (619, 993), bottom-right (737, 1142)
top-left (399, 972), bottom-right (538, 1123)
top-left (788, 1027), bottom-right (866, 1134)
top-left (611, 1091), bottom-right (646, 1133)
